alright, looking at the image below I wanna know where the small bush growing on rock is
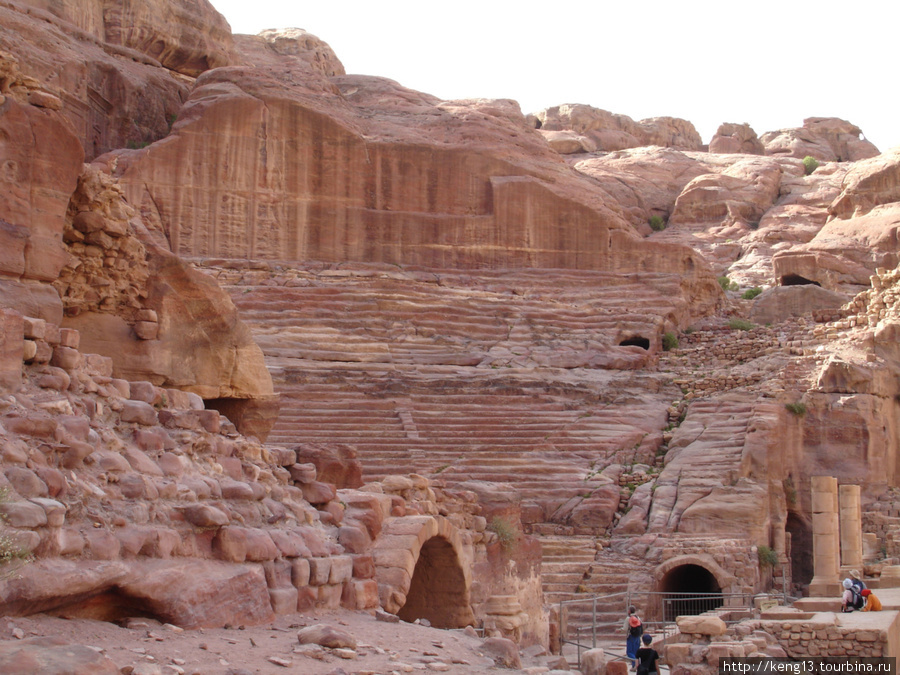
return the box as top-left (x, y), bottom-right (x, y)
top-left (802, 155), bottom-right (819, 175)
top-left (728, 318), bottom-right (755, 331)
top-left (757, 545), bottom-right (779, 568)
top-left (0, 488), bottom-right (33, 580)
top-left (648, 215), bottom-right (666, 232)
top-left (741, 287), bottom-right (763, 300)
top-left (718, 276), bottom-right (739, 292)
top-left (662, 332), bottom-right (678, 351)
top-left (785, 401), bottom-right (807, 416)
top-left (488, 517), bottom-right (518, 553)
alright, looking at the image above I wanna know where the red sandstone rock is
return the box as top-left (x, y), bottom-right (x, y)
top-left (761, 117), bottom-right (879, 162)
top-left (0, 636), bottom-right (119, 674)
top-left (710, 123), bottom-right (765, 155)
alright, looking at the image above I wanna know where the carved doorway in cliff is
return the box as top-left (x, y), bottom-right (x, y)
top-left (658, 563), bottom-right (723, 621)
top-left (397, 536), bottom-right (472, 628)
top-left (619, 336), bottom-right (651, 350)
top-left (786, 512), bottom-right (813, 589)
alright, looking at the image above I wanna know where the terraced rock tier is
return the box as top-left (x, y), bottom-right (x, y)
top-left (213, 262), bottom-right (686, 530)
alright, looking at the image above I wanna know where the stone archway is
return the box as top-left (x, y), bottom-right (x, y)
top-left (653, 555), bottom-right (734, 622)
top-left (373, 515), bottom-right (475, 627)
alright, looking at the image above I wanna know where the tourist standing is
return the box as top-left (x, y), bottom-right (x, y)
top-left (636, 633), bottom-right (660, 675)
top-left (624, 605), bottom-right (643, 667)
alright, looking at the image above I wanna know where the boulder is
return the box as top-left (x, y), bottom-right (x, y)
top-left (0, 636), bottom-right (119, 674)
top-left (761, 117), bottom-right (879, 162)
top-left (297, 623), bottom-right (357, 650)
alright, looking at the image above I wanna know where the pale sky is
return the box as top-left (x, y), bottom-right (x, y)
top-left (211, 0), bottom-right (898, 152)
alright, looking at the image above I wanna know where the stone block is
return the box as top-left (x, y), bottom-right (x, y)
top-left (317, 583), bottom-right (342, 609)
top-left (129, 381), bottom-right (160, 404)
top-left (4, 467), bottom-right (49, 498)
top-left (119, 400), bottom-right (157, 426)
top-left (296, 585), bottom-right (317, 611)
top-left (22, 316), bottom-right (46, 340)
top-left (218, 456), bottom-right (243, 480)
top-left (29, 497), bottom-right (66, 527)
top-left (676, 614), bottom-right (727, 636)
top-left (352, 554), bottom-right (376, 579)
top-left (49, 346), bottom-right (82, 371)
top-left (57, 327), bottom-right (80, 349)
top-left (308, 557), bottom-right (332, 586)
top-left (269, 529), bottom-right (311, 558)
top-left (0, 500), bottom-right (48, 528)
top-left (329, 555), bottom-right (353, 585)
top-left (124, 447), bottom-right (163, 476)
top-left (342, 579), bottom-right (379, 610)
top-left (290, 463), bottom-right (317, 484)
top-left (302, 481), bottom-right (336, 505)
top-left (338, 525), bottom-right (371, 554)
top-left (291, 558), bottom-right (311, 587)
top-left (182, 504), bottom-right (229, 528)
top-left (269, 586), bottom-right (299, 615)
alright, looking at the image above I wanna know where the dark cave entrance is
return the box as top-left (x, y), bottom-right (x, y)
top-left (658, 564), bottom-right (723, 621)
top-left (397, 537), bottom-right (473, 629)
top-left (780, 274), bottom-right (821, 287)
top-left (786, 512), bottom-right (814, 590)
top-left (619, 336), bottom-right (651, 350)
top-left (44, 588), bottom-right (167, 625)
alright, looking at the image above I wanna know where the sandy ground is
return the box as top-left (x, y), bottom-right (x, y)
top-left (0, 608), bottom-right (565, 674)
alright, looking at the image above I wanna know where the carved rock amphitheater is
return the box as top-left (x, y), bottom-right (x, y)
top-left (1, 0), bottom-right (900, 671)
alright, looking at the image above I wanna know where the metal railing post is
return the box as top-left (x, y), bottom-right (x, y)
top-left (592, 596), bottom-right (597, 649)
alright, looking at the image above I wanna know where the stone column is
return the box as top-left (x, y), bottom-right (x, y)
top-left (808, 476), bottom-right (841, 597)
top-left (839, 484), bottom-right (863, 571)
top-left (0, 309), bottom-right (23, 393)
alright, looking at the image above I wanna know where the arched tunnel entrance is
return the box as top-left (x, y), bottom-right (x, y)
top-left (780, 274), bottom-right (821, 287)
top-left (658, 564), bottom-right (723, 621)
top-left (786, 513), bottom-right (813, 589)
top-left (619, 336), bottom-right (651, 350)
top-left (397, 536), bottom-right (472, 628)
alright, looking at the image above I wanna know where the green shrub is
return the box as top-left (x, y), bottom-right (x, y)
top-left (661, 332), bottom-right (678, 351)
top-left (741, 287), bottom-right (763, 300)
top-left (785, 401), bottom-right (807, 416)
top-left (728, 318), bottom-right (755, 331)
top-left (488, 517), bottom-right (518, 553)
top-left (717, 276), bottom-right (739, 292)
top-left (648, 215), bottom-right (666, 232)
top-left (802, 156), bottom-right (819, 175)
top-left (757, 545), bottom-right (779, 568)
top-left (0, 487), bottom-right (33, 580)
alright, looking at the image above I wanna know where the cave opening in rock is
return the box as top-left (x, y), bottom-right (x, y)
top-left (786, 512), bottom-right (814, 590)
top-left (619, 336), bottom-right (651, 350)
top-left (658, 564), bottom-right (723, 621)
top-left (45, 588), bottom-right (167, 625)
top-left (780, 274), bottom-right (821, 287)
top-left (397, 536), bottom-right (471, 629)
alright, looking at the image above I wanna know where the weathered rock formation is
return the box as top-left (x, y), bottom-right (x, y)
top-left (761, 117), bottom-right (880, 162)
top-left (532, 103), bottom-right (703, 154)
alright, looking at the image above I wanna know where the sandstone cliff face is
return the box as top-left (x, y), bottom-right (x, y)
top-left (23, 0), bottom-right (233, 76)
top-left (0, 5), bottom-right (189, 159)
top-left (107, 42), bottom-right (719, 319)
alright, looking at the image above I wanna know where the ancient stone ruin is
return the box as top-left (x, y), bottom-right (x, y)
top-left (1, 0), bottom-right (900, 672)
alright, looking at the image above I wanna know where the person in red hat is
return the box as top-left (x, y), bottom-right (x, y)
top-left (861, 589), bottom-right (882, 612)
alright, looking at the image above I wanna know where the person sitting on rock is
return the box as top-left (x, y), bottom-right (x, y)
top-left (849, 569), bottom-right (867, 593)
top-left (841, 578), bottom-right (864, 612)
top-left (636, 633), bottom-right (660, 675)
top-left (861, 589), bottom-right (882, 611)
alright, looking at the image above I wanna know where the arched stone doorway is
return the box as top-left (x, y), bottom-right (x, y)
top-left (785, 512), bottom-right (813, 588)
top-left (654, 556), bottom-right (732, 622)
top-left (397, 536), bottom-right (470, 628)
top-left (374, 515), bottom-right (475, 627)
